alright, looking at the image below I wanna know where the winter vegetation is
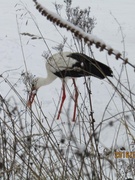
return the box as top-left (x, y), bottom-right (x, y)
top-left (0, 0), bottom-right (135, 179)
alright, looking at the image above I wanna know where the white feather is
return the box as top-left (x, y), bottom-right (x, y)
top-left (47, 52), bottom-right (77, 73)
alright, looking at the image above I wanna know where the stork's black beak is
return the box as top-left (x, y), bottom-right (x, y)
top-left (27, 88), bottom-right (37, 107)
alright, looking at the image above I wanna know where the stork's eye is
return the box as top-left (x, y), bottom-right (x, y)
top-left (31, 79), bottom-right (37, 88)
top-left (31, 81), bottom-right (36, 89)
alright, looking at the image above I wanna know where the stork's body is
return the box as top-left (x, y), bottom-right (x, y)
top-left (27, 52), bottom-right (113, 121)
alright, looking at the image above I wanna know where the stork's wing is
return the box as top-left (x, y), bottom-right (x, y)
top-left (67, 53), bottom-right (113, 79)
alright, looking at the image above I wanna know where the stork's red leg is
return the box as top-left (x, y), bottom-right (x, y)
top-left (72, 79), bottom-right (78, 122)
top-left (57, 81), bottom-right (66, 119)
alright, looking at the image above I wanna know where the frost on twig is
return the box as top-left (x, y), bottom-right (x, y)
top-left (54, 1), bottom-right (95, 51)
top-left (52, 36), bottom-right (67, 52)
top-left (66, 6), bottom-right (95, 34)
top-left (42, 51), bottom-right (50, 59)
top-left (54, 0), bottom-right (95, 34)
top-left (21, 32), bottom-right (42, 40)
top-left (32, 0), bottom-right (135, 69)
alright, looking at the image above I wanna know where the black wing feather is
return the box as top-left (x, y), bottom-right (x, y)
top-left (54, 53), bottom-right (113, 79)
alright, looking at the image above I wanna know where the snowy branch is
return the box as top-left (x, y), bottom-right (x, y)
top-left (33, 0), bottom-right (135, 69)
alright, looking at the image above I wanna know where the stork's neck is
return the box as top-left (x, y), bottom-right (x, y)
top-left (39, 77), bottom-right (50, 86)
top-left (37, 75), bottom-right (56, 89)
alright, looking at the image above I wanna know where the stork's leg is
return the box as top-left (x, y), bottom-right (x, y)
top-left (72, 78), bottom-right (78, 122)
top-left (57, 80), bottom-right (66, 119)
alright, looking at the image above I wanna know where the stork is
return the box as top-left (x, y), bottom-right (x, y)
top-left (27, 52), bottom-right (113, 121)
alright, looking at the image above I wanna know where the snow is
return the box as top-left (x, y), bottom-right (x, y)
top-left (33, 0), bottom-right (127, 62)
top-left (0, 0), bottom-right (135, 178)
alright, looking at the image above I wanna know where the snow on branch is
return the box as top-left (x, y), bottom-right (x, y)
top-left (33, 0), bottom-right (134, 69)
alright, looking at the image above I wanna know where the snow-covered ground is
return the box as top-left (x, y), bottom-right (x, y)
top-left (0, 0), bottom-right (135, 178)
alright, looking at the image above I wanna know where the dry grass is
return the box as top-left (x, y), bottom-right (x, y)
top-left (0, 1), bottom-right (134, 179)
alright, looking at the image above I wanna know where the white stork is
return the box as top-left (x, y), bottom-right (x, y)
top-left (27, 52), bottom-right (113, 121)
